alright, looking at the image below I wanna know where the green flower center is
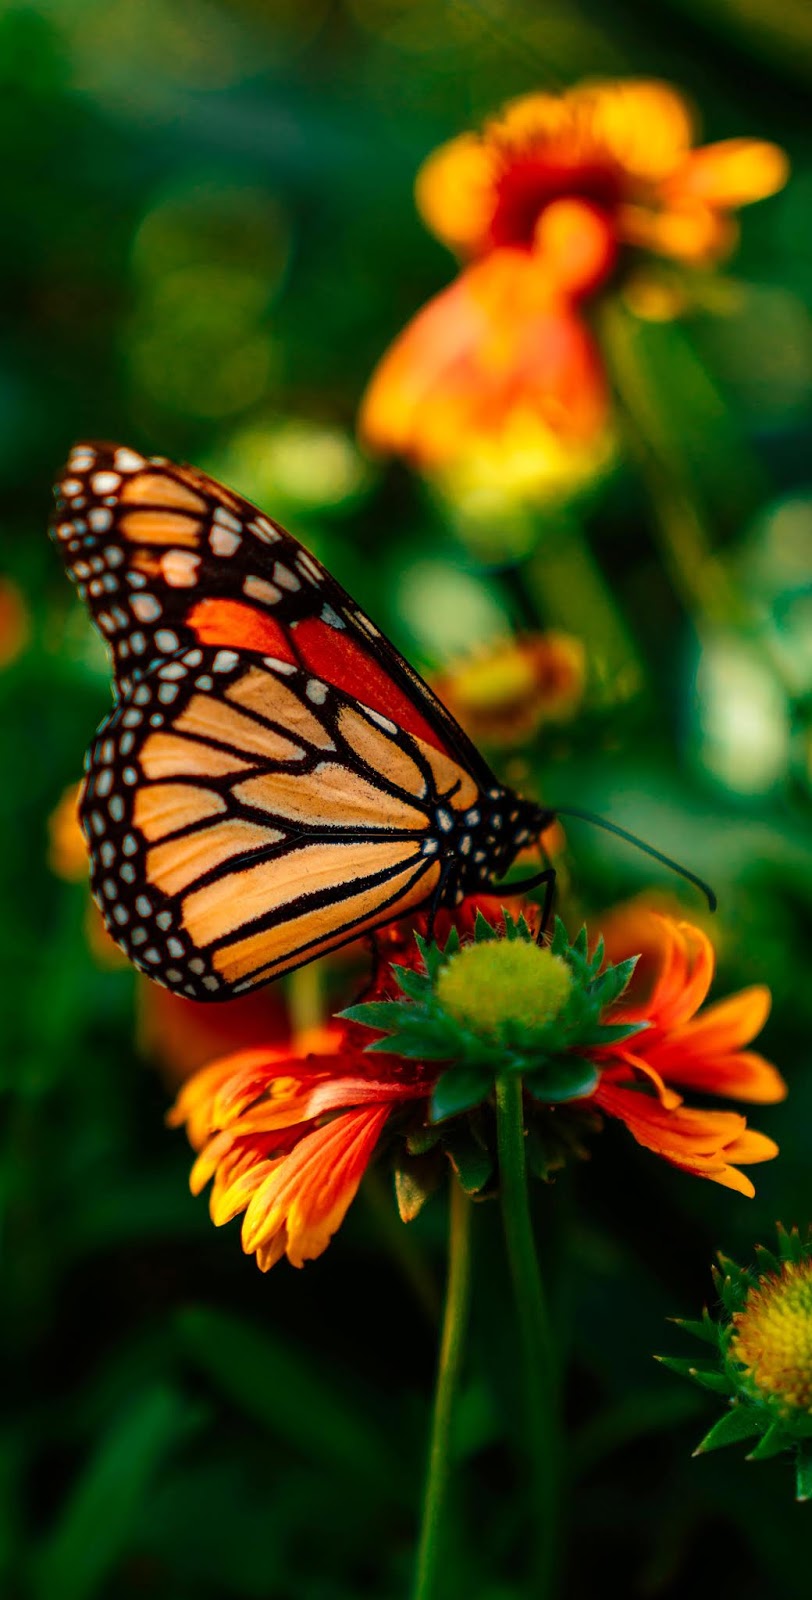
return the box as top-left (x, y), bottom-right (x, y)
top-left (436, 941), bottom-right (573, 1041)
top-left (731, 1261), bottom-right (812, 1414)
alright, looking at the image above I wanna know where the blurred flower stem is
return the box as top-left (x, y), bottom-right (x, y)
top-left (600, 300), bottom-right (737, 625)
top-left (600, 302), bottom-right (806, 717)
top-left (413, 1180), bottom-right (472, 1600)
top-left (495, 1073), bottom-right (561, 1597)
top-left (287, 959), bottom-right (324, 1039)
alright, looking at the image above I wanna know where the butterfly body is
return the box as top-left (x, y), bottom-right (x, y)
top-left (52, 444), bottom-right (551, 999)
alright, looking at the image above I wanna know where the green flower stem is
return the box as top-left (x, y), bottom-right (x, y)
top-left (495, 1073), bottom-right (561, 1597)
top-left (412, 1180), bottom-right (473, 1600)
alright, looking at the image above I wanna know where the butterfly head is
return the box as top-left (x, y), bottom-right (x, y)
top-left (440, 786), bottom-right (555, 905)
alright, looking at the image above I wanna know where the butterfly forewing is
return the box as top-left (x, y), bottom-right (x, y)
top-left (53, 443), bottom-right (542, 997)
top-left (51, 443), bottom-right (492, 780)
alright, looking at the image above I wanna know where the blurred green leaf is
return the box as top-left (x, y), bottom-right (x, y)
top-left (33, 1384), bottom-right (202, 1600)
top-left (176, 1305), bottom-right (407, 1500)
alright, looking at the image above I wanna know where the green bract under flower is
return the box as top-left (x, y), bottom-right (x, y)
top-left (342, 912), bottom-right (645, 1124)
top-left (659, 1225), bottom-right (812, 1502)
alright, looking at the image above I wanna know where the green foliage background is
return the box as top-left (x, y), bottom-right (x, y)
top-left (1, 2), bottom-right (810, 1596)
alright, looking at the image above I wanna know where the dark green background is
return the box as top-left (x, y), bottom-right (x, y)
top-left (2, 2), bottom-right (810, 1596)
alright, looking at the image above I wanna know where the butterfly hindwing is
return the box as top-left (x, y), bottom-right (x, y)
top-left (78, 646), bottom-right (497, 997)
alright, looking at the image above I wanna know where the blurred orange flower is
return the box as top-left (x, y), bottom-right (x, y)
top-left (433, 631), bottom-right (585, 746)
top-left (594, 911), bottom-right (785, 1195)
top-left (48, 781), bottom-right (87, 882)
top-left (361, 80), bottom-right (786, 472)
top-left (139, 982), bottom-right (291, 1089)
top-left (0, 577), bottom-right (29, 667)
top-left (360, 251), bottom-right (608, 469)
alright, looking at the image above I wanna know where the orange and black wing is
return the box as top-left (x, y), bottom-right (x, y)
top-left (52, 444), bottom-right (537, 998)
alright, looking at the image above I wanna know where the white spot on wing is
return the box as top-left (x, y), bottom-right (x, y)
top-left (162, 549), bottom-right (200, 587)
top-left (272, 561), bottom-right (300, 593)
top-left (363, 706), bottom-right (397, 734)
top-left (244, 575), bottom-right (281, 605)
top-left (213, 506), bottom-right (242, 532)
top-left (91, 471), bottom-right (120, 494)
top-left (320, 603), bottom-right (345, 630)
top-left (132, 593), bottom-right (161, 623)
top-left (114, 448), bottom-right (146, 472)
top-left (250, 516), bottom-right (281, 544)
top-left (263, 656), bottom-right (296, 675)
top-left (210, 525), bottom-right (241, 557)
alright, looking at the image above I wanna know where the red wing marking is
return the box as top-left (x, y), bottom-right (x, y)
top-left (293, 620), bottom-right (444, 754)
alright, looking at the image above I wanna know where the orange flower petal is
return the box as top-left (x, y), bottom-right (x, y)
top-left (360, 250), bottom-right (607, 468)
top-left (618, 200), bottom-right (735, 264)
top-left (416, 132), bottom-right (498, 254)
top-left (668, 985), bottom-right (771, 1055)
top-left (649, 920), bottom-right (715, 1030)
top-left (241, 1106), bottom-right (390, 1268)
top-left (608, 1055), bottom-right (682, 1108)
top-left (48, 781), bottom-right (87, 882)
top-left (572, 80), bottom-right (695, 180)
top-left (594, 1080), bottom-right (776, 1195)
top-left (647, 1046), bottom-right (787, 1106)
top-left (664, 138), bottom-right (789, 208)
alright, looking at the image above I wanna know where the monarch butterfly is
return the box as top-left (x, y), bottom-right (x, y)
top-left (52, 445), bottom-right (713, 1001)
top-left (51, 443), bottom-right (562, 1000)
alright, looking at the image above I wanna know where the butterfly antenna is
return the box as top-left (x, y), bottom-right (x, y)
top-left (552, 806), bottom-right (717, 913)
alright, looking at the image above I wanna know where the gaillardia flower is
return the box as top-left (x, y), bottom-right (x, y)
top-left (659, 1227), bottom-right (812, 1501)
top-left (171, 906), bottom-right (783, 1271)
top-left (360, 79), bottom-right (787, 474)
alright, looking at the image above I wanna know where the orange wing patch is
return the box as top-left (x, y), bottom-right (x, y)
top-left (134, 783), bottom-right (226, 841)
top-left (148, 819), bottom-right (286, 896)
top-left (234, 762), bottom-right (427, 830)
top-left (416, 739), bottom-right (479, 811)
top-left (188, 599), bottom-right (297, 659)
top-left (139, 732), bottom-right (255, 781)
top-left (174, 695), bottom-right (305, 764)
top-left (120, 510), bottom-right (202, 547)
top-left (338, 707), bottom-right (428, 798)
top-left (218, 858), bottom-right (439, 986)
top-left (182, 838), bottom-right (423, 952)
top-left (120, 474), bottom-right (207, 511)
top-left (227, 669), bottom-right (331, 746)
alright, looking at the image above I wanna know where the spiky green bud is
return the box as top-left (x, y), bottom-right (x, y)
top-left (658, 1226), bottom-right (812, 1502)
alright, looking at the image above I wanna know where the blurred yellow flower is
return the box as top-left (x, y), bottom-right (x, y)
top-left (433, 632), bottom-right (585, 747)
top-left (361, 79), bottom-right (787, 479)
